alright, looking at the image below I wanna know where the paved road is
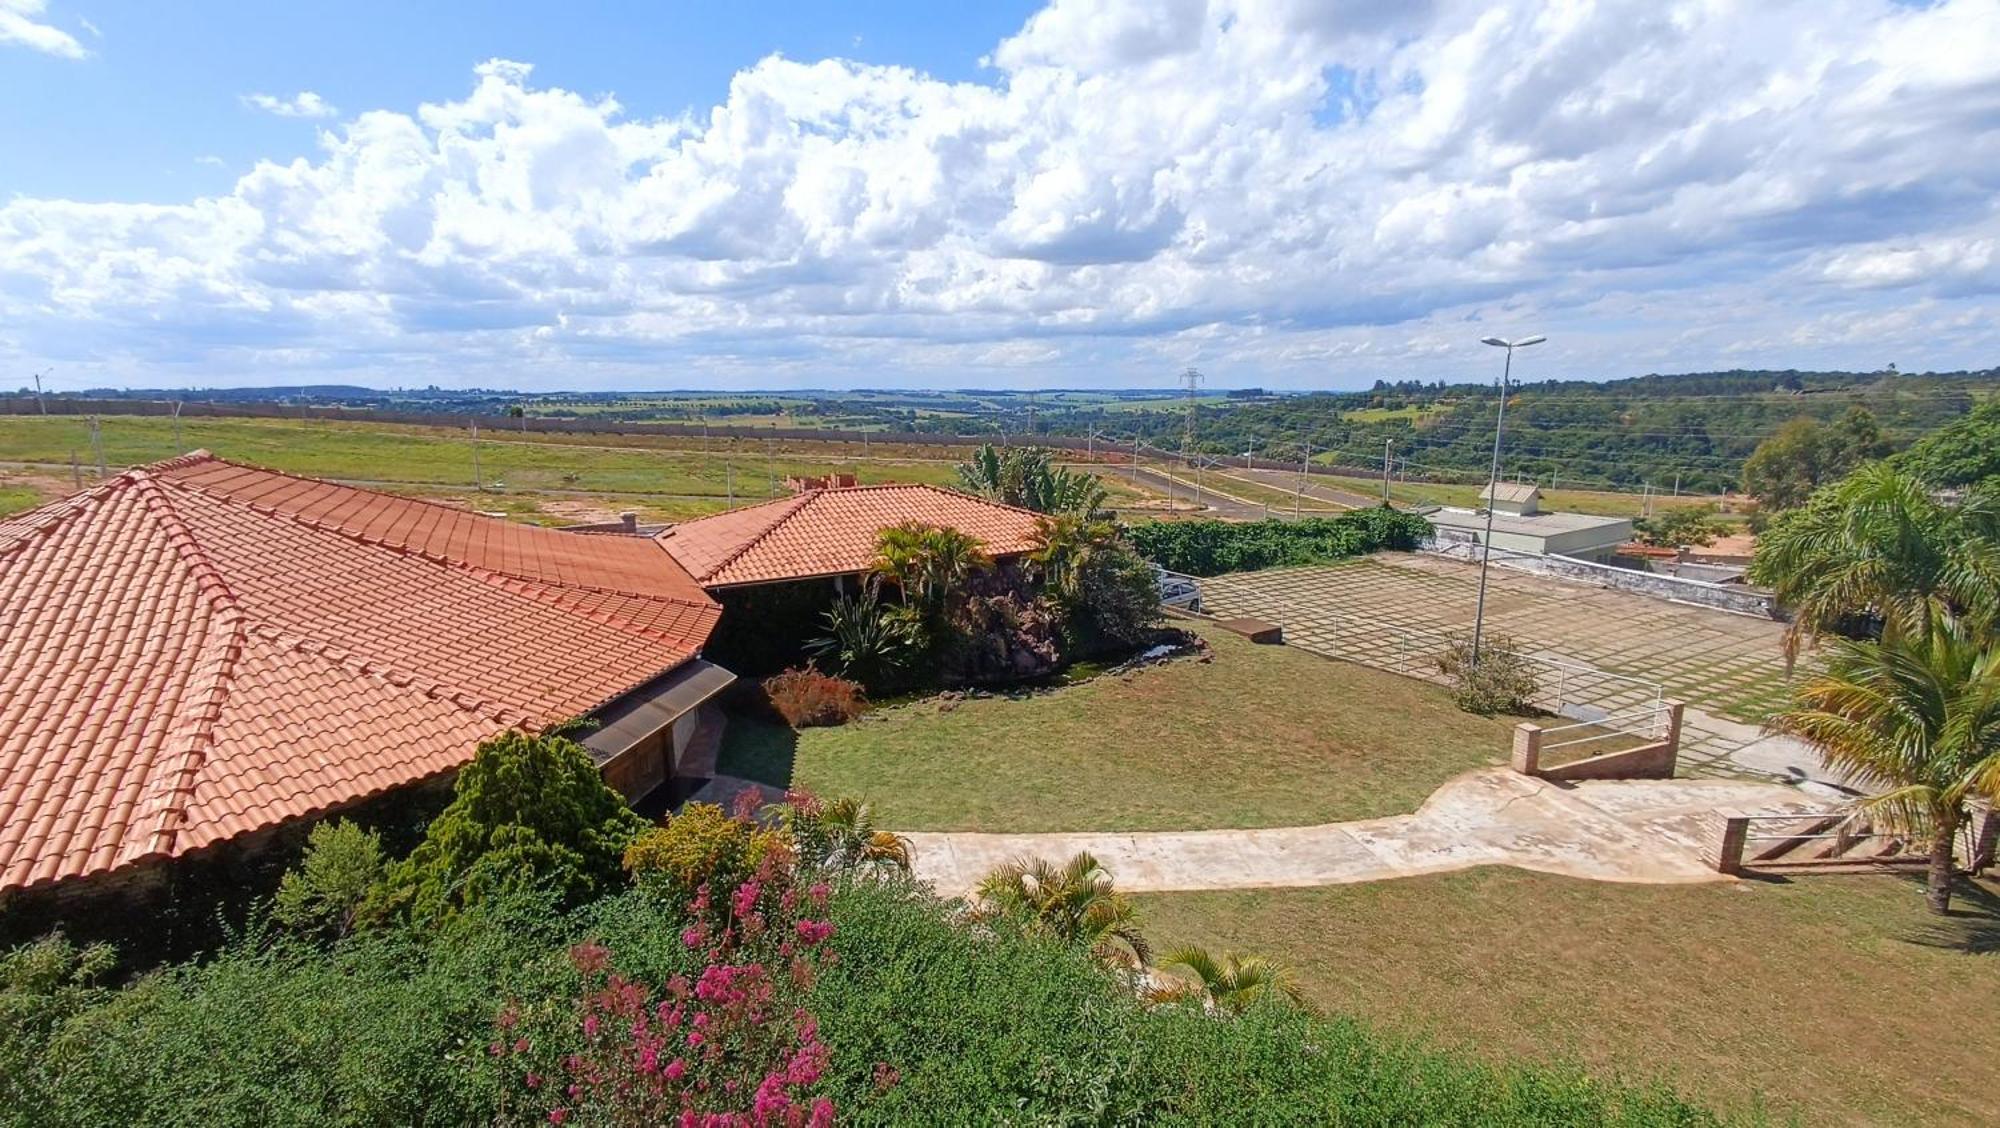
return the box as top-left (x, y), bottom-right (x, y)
top-left (1116, 464), bottom-right (1274, 521)
top-left (902, 767), bottom-right (1817, 896)
top-left (1213, 466), bottom-right (1380, 510)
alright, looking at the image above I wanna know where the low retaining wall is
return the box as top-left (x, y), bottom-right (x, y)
top-left (1427, 542), bottom-right (1778, 618)
top-left (1512, 701), bottom-right (1684, 781)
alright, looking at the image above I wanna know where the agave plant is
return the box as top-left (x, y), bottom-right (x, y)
top-left (973, 851), bottom-right (1151, 970)
top-left (807, 583), bottom-right (924, 689)
top-left (1147, 946), bottom-right (1305, 1014)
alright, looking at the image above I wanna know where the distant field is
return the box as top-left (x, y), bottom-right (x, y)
top-left (1341, 403), bottom-right (1449, 425)
top-left (1303, 466), bottom-right (1736, 520)
top-left (0, 415), bottom-right (1164, 526)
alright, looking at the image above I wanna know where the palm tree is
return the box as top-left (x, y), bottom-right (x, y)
top-left (1147, 946), bottom-right (1305, 1014)
top-left (973, 851), bottom-right (1151, 969)
top-left (956, 443), bottom-right (1108, 518)
top-left (1749, 463), bottom-right (2000, 662)
top-left (1029, 513), bottom-right (1117, 600)
top-left (871, 521), bottom-right (991, 619)
top-left (1770, 620), bottom-right (2000, 913)
top-left (771, 793), bottom-right (913, 874)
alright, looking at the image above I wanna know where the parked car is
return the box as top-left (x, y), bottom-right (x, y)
top-left (1153, 564), bottom-right (1202, 612)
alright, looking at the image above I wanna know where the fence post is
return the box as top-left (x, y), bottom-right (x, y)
top-left (1511, 723), bottom-right (1542, 776)
top-left (1714, 815), bottom-right (1750, 875)
top-left (1970, 802), bottom-right (1999, 875)
top-left (1661, 698), bottom-right (1686, 777)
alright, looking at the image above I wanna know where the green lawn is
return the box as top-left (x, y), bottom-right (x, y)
top-left (0, 484), bottom-right (44, 518)
top-left (1139, 870), bottom-right (2000, 1127)
top-left (717, 628), bottom-right (1517, 831)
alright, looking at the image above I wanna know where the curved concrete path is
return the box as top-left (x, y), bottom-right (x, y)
top-left (903, 768), bottom-right (1822, 897)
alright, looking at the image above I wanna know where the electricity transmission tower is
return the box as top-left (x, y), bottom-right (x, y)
top-left (1179, 367), bottom-right (1203, 506)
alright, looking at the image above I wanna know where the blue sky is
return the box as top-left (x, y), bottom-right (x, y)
top-left (3, 0), bottom-right (1998, 392)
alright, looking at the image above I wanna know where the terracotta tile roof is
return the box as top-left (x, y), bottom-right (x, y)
top-left (655, 484), bottom-right (1046, 588)
top-left (0, 452), bottom-right (720, 893)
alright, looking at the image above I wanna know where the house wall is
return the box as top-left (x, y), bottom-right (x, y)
top-left (600, 729), bottom-right (669, 802)
top-left (704, 578), bottom-right (845, 677)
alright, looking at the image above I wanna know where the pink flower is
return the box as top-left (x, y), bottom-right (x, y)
top-left (582, 1015), bottom-right (600, 1038)
top-left (809, 1096), bottom-right (835, 1127)
top-left (795, 919), bottom-right (835, 946)
top-left (664, 1058), bottom-right (686, 1082)
top-left (569, 942), bottom-right (610, 974)
top-left (548, 1110), bottom-right (569, 1125)
top-left (524, 1072), bottom-right (541, 1090)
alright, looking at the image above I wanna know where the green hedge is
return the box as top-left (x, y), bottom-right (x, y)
top-left (1130, 508), bottom-right (1434, 577)
top-left (2, 880), bottom-right (1723, 1127)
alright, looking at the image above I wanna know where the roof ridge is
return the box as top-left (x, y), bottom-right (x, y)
top-left (0, 471), bottom-right (148, 559)
top-left (159, 471), bottom-right (717, 608)
top-left (683, 490), bottom-right (818, 582)
top-left (124, 470), bottom-right (251, 865)
top-left (153, 449), bottom-right (564, 530)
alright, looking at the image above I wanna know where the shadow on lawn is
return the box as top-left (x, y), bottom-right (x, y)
top-left (1896, 873), bottom-right (2000, 954)
top-left (715, 710), bottom-right (798, 791)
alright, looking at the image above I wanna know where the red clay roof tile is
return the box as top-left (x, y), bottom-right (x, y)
top-left (0, 452), bottom-right (720, 894)
top-left (655, 484), bottom-right (1044, 588)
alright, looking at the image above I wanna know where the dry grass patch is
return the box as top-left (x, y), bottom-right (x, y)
top-left (1138, 870), bottom-right (2000, 1127)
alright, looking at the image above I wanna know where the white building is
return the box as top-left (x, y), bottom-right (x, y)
top-left (1422, 483), bottom-right (1633, 563)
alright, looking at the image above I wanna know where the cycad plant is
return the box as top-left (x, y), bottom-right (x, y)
top-left (1771, 619), bottom-right (2000, 913)
top-left (973, 851), bottom-right (1151, 970)
top-left (1148, 946), bottom-right (1305, 1014)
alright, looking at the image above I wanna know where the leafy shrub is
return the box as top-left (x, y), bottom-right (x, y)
top-left (624, 802), bottom-right (787, 913)
top-left (806, 585), bottom-right (923, 690)
top-left (1436, 632), bottom-right (1542, 715)
top-left (1633, 503), bottom-right (1730, 548)
top-left (272, 820), bottom-right (387, 940)
top-left (762, 666), bottom-right (869, 727)
top-left (0, 876), bottom-right (1717, 1125)
top-left (1032, 514), bottom-right (1162, 652)
top-left (1129, 508), bottom-right (1433, 576)
top-left (375, 727), bottom-right (648, 925)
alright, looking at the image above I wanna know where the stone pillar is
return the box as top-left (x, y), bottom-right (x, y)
top-left (1714, 815), bottom-right (1750, 875)
top-left (1511, 723), bottom-right (1542, 776)
top-left (1970, 802), bottom-right (1999, 874)
top-left (1661, 699), bottom-right (1686, 778)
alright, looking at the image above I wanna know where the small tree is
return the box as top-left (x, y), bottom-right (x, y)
top-left (1148, 946), bottom-right (1305, 1014)
top-left (1031, 513), bottom-right (1160, 651)
top-left (1633, 503), bottom-right (1730, 549)
top-left (376, 726), bottom-right (647, 925)
top-left (974, 851), bottom-right (1151, 970)
top-left (272, 819), bottom-right (387, 939)
top-left (1435, 632), bottom-right (1540, 715)
top-left (806, 583), bottom-right (923, 690)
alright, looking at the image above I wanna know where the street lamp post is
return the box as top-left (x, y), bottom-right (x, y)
top-left (1470, 334), bottom-right (1545, 666)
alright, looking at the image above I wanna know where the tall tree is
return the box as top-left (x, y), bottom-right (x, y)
top-left (1741, 407), bottom-right (1890, 515)
top-left (1748, 463), bottom-right (2000, 661)
top-left (1771, 622), bottom-right (2000, 913)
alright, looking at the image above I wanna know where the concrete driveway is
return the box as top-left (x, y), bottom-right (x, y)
top-left (905, 767), bottom-right (1820, 896)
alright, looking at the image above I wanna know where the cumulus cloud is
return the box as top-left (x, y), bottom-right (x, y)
top-left (242, 91), bottom-right (340, 119)
top-left (5, 0), bottom-right (2000, 389)
top-left (0, 0), bottom-right (88, 58)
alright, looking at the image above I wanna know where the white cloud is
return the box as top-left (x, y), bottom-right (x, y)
top-left (5, 0), bottom-right (2000, 389)
top-left (0, 0), bottom-right (87, 58)
top-left (241, 91), bottom-right (340, 119)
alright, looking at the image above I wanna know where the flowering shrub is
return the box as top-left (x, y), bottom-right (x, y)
top-left (624, 803), bottom-right (790, 914)
top-left (762, 668), bottom-right (869, 728)
top-left (498, 857), bottom-right (839, 1126)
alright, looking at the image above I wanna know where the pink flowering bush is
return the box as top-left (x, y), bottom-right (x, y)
top-left (496, 848), bottom-right (839, 1126)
